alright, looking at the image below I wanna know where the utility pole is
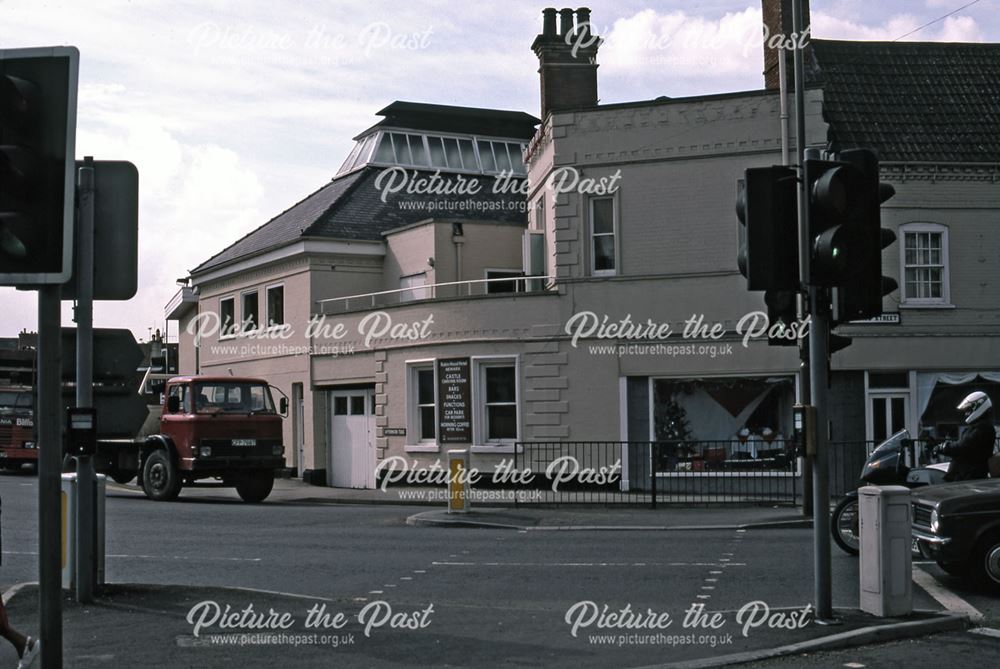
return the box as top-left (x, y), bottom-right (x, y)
top-left (75, 157), bottom-right (97, 602)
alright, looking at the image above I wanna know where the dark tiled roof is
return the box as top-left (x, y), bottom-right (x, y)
top-left (808, 39), bottom-right (1000, 163)
top-left (191, 167), bottom-right (527, 274)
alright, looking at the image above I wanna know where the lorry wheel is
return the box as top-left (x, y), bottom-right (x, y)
top-left (831, 497), bottom-right (860, 556)
top-left (971, 533), bottom-right (1000, 591)
top-left (235, 470), bottom-right (274, 503)
top-left (142, 449), bottom-right (181, 501)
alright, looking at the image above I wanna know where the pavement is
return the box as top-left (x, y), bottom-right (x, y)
top-left (3, 477), bottom-right (974, 667)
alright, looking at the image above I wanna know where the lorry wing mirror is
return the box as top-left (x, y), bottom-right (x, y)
top-left (167, 395), bottom-right (180, 413)
top-left (279, 397), bottom-right (288, 415)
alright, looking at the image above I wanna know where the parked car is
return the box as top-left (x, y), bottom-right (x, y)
top-left (912, 479), bottom-right (1000, 590)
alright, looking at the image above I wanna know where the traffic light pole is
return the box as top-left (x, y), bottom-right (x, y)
top-left (75, 158), bottom-right (97, 603)
top-left (37, 286), bottom-right (63, 668)
top-left (792, 0), bottom-right (833, 621)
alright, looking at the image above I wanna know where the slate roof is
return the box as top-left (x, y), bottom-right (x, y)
top-left (808, 39), bottom-right (1000, 163)
top-left (191, 167), bottom-right (528, 275)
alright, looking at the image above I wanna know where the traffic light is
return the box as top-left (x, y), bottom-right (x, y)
top-left (735, 166), bottom-right (799, 291)
top-left (0, 46), bottom-right (79, 285)
top-left (833, 149), bottom-right (897, 323)
top-left (804, 155), bottom-right (867, 287)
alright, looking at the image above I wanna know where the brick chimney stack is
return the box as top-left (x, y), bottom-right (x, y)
top-left (762, 0), bottom-right (810, 90)
top-left (531, 7), bottom-right (600, 121)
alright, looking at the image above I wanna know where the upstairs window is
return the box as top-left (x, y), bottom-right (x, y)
top-left (219, 297), bottom-right (236, 337)
top-left (900, 223), bottom-right (950, 306)
top-left (590, 197), bottom-right (617, 275)
top-left (241, 291), bottom-right (259, 331)
top-left (266, 285), bottom-right (284, 326)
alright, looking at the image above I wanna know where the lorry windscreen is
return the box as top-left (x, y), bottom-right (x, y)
top-left (0, 391), bottom-right (33, 415)
top-left (194, 383), bottom-right (276, 414)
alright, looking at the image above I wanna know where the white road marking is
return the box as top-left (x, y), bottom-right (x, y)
top-left (912, 565), bottom-right (984, 623)
top-left (430, 561), bottom-right (745, 568)
top-left (414, 570), bottom-right (426, 574)
top-left (369, 590), bottom-right (383, 595)
top-left (701, 586), bottom-right (715, 591)
top-left (3, 551), bottom-right (260, 562)
top-left (696, 594), bottom-right (711, 600)
top-left (844, 663), bottom-right (866, 668)
top-left (705, 578), bottom-right (718, 583)
top-left (970, 627), bottom-right (1000, 639)
top-left (400, 576), bottom-right (412, 581)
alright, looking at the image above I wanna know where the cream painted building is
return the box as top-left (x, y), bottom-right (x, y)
top-left (168, 4), bottom-right (1000, 490)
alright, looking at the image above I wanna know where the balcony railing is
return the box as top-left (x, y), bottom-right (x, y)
top-left (315, 275), bottom-right (555, 315)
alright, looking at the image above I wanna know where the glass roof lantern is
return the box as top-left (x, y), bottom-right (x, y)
top-left (337, 130), bottom-right (527, 177)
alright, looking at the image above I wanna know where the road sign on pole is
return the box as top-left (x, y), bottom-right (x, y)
top-left (61, 160), bottom-right (139, 301)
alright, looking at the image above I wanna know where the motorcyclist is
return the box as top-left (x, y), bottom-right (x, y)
top-left (935, 391), bottom-right (997, 481)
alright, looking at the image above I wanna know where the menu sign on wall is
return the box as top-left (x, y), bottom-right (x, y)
top-left (438, 357), bottom-right (472, 443)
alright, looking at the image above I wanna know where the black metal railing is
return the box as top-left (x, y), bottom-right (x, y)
top-left (513, 440), bottom-right (801, 507)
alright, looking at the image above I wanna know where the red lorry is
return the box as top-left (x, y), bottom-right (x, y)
top-left (97, 375), bottom-right (287, 502)
top-left (0, 386), bottom-right (36, 469)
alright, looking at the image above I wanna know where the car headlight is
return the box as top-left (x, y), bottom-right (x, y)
top-left (199, 446), bottom-right (212, 457)
top-left (930, 509), bottom-right (940, 533)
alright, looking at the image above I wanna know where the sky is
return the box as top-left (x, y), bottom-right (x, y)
top-left (0, 0), bottom-right (995, 342)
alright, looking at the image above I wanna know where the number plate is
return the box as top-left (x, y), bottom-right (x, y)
top-left (232, 439), bottom-right (256, 447)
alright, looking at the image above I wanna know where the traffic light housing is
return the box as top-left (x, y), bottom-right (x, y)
top-left (805, 150), bottom-right (898, 322)
top-left (833, 149), bottom-right (897, 323)
top-left (736, 166), bottom-right (799, 291)
top-left (0, 46), bottom-right (79, 285)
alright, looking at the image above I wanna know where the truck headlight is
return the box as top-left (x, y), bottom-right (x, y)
top-left (199, 446), bottom-right (212, 457)
top-left (273, 445), bottom-right (284, 456)
top-left (930, 509), bottom-right (939, 533)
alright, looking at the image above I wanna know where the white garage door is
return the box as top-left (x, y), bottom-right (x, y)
top-left (328, 389), bottom-right (375, 489)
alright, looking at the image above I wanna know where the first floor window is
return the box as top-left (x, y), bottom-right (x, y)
top-left (241, 291), bottom-right (259, 331)
top-left (482, 364), bottom-right (517, 441)
top-left (267, 285), bottom-right (284, 326)
top-left (591, 196), bottom-right (616, 274)
top-left (486, 270), bottom-right (523, 294)
top-left (901, 224), bottom-right (949, 304)
top-left (219, 297), bottom-right (236, 336)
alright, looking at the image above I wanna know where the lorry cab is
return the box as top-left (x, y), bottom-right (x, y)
top-left (139, 376), bottom-right (287, 502)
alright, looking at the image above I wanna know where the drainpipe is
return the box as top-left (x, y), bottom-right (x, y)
top-left (452, 223), bottom-right (465, 294)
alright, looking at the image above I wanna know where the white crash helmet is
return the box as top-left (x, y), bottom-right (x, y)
top-left (958, 391), bottom-right (992, 424)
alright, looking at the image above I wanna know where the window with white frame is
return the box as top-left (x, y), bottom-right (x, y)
top-left (266, 285), bottom-right (284, 326)
top-left (590, 196), bottom-right (617, 275)
top-left (477, 361), bottom-right (518, 443)
top-left (219, 297), bottom-right (236, 337)
top-left (407, 364), bottom-right (436, 442)
top-left (241, 291), bottom-right (259, 331)
top-left (900, 223), bottom-right (950, 305)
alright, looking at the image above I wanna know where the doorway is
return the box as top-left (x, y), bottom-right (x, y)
top-left (328, 388), bottom-right (375, 488)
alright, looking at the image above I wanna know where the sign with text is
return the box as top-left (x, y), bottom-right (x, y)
top-left (437, 357), bottom-right (471, 443)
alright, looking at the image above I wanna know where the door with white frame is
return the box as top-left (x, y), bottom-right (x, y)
top-left (868, 394), bottom-right (909, 446)
top-left (328, 389), bottom-right (375, 489)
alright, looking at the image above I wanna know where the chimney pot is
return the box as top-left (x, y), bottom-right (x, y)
top-left (576, 7), bottom-right (592, 38)
top-left (559, 8), bottom-right (574, 36)
top-left (542, 8), bottom-right (557, 38)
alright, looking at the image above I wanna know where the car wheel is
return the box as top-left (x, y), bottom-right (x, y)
top-left (235, 470), bottom-right (275, 503)
top-left (141, 449), bottom-right (181, 501)
top-left (831, 497), bottom-right (860, 556)
top-left (971, 533), bottom-right (1000, 591)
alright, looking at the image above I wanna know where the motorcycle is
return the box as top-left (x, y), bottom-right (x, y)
top-left (831, 429), bottom-right (949, 555)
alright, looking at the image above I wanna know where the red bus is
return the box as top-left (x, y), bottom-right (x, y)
top-left (0, 386), bottom-right (36, 470)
